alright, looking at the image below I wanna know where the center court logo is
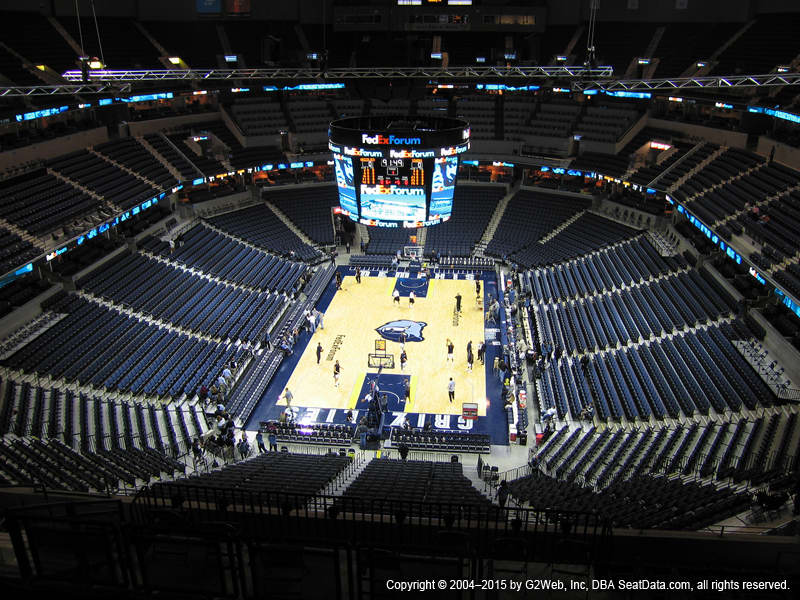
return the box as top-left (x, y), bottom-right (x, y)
top-left (376, 320), bottom-right (427, 343)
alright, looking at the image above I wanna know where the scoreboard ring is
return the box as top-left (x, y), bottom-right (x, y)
top-left (329, 116), bottom-right (471, 228)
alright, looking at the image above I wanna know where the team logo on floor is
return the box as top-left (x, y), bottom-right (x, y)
top-left (376, 320), bottom-right (427, 343)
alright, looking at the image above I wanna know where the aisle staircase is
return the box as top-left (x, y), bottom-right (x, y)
top-left (474, 184), bottom-right (516, 256)
top-left (264, 199), bottom-right (319, 249)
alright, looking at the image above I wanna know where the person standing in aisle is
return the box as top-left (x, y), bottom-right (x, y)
top-left (447, 378), bottom-right (455, 402)
top-left (497, 480), bottom-right (509, 508)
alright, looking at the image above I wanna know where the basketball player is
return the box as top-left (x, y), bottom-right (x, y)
top-left (393, 289), bottom-right (400, 305)
top-left (448, 378), bottom-right (455, 402)
top-left (446, 339), bottom-right (454, 363)
top-left (409, 290), bottom-right (415, 308)
top-left (355, 266), bottom-right (362, 284)
top-left (467, 348), bottom-right (474, 372)
top-left (316, 342), bottom-right (323, 364)
top-left (399, 331), bottom-right (407, 350)
top-left (333, 360), bottom-right (342, 387)
top-left (335, 271), bottom-right (342, 290)
top-left (475, 280), bottom-right (481, 301)
top-left (403, 378), bottom-right (410, 404)
top-left (455, 292), bottom-right (462, 313)
top-left (400, 349), bottom-right (408, 371)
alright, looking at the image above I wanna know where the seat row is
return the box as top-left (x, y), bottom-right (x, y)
top-left (342, 459), bottom-right (492, 512)
top-left (521, 236), bottom-right (687, 302)
top-left (486, 189), bottom-right (590, 259)
top-left (49, 150), bottom-right (158, 210)
top-left (267, 185), bottom-right (340, 245)
top-left (154, 451), bottom-right (352, 499)
top-left (507, 212), bottom-right (639, 269)
top-left (535, 321), bottom-right (775, 421)
top-left (2, 295), bottom-right (245, 398)
top-left (78, 251), bottom-right (284, 342)
top-left (423, 185), bottom-right (505, 258)
top-left (208, 204), bottom-right (322, 261)
top-left (0, 437), bottom-right (185, 493)
top-left (0, 169), bottom-right (104, 236)
top-left (390, 429), bottom-right (491, 453)
top-left (531, 269), bottom-right (732, 356)
top-left (141, 224), bottom-right (307, 294)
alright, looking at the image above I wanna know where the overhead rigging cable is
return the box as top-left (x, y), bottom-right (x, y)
top-left (586, 0), bottom-right (599, 67)
top-left (74, 0), bottom-right (85, 57)
top-left (90, 0), bottom-right (106, 67)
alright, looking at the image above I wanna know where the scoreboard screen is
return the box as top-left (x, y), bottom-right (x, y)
top-left (429, 156), bottom-right (458, 222)
top-left (359, 157), bottom-right (426, 222)
top-left (329, 116), bottom-right (470, 227)
top-left (333, 153), bottom-right (358, 218)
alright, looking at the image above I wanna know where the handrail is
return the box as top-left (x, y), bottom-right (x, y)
top-left (131, 481), bottom-right (611, 543)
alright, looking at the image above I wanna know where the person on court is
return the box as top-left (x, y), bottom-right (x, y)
top-left (477, 341), bottom-right (486, 365)
top-left (467, 348), bottom-right (474, 372)
top-left (393, 289), bottom-right (400, 305)
top-left (335, 271), bottom-right (342, 290)
top-left (475, 280), bottom-right (481, 301)
top-left (409, 290), bottom-right (415, 308)
top-left (446, 339), bottom-right (455, 363)
top-left (455, 292), bottom-right (462, 313)
top-left (448, 378), bottom-right (455, 402)
top-left (283, 388), bottom-right (293, 407)
top-left (355, 266), bottom-right (362, 284)
top-left (316, 342), bottom-right (323, 364)
top-left (467, 340), bottom-right (473, 359)
top-left (399, 330), bottom-right (407, 350)
top-left (400, 349), bottom-right (408, 371)
top-left (403, 378), bottom-right (410, 404)
top-left (333, 360), bottom-right (342, 387)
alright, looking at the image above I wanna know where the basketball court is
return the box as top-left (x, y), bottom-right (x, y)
top-left (277, 274), bottom-right (488, 417)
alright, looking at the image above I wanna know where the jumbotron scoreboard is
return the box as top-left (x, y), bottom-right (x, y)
top-left (329, 116), bottom-right (470, 227)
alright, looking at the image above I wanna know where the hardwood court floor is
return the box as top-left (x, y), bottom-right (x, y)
top-left (278, 275), bottom-right (487, 416)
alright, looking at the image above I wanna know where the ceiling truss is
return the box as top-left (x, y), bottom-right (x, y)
top-left (2, 67), bottom-right (798, 97)
top-left (0, 82), bottom-right (131, 97)
top-left (58, 65), bottom-right (615, 82)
